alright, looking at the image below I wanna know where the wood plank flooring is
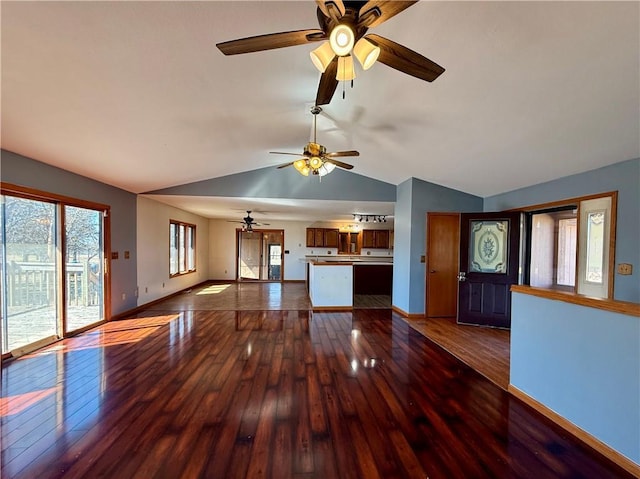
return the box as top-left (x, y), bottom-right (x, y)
top-left (407, 317), bottom-right (511, 390)
top-left (1, 282), bottom-right (634, 478)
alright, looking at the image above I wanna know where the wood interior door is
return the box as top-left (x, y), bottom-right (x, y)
top-left (457, 212), bottom-right (521, 328)
top-left (426, 212), bottom-right (460, 317)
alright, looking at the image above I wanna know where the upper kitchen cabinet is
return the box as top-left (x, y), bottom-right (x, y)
top-left (306, 228), bottom-right (339, 248)
top-left (362, 229), bottom-right (390, 249)
top-left (324, 229), bottom-right (339, 248)
top-left (339, 231), bottom-right (360, 254)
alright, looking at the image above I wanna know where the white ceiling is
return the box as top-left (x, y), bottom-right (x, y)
top-left (2, 1), bottom-right (638, 222)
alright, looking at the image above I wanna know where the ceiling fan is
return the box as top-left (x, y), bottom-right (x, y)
top-left (216, 0), bottom-right (445, 105)
top-left (271, 105), bottom-right (358, 177)
top-left (228, 211), bottom-right (270, 231)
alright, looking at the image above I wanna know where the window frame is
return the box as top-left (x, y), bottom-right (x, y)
top-left (520, 191), bottom-right (617, 299)
top-left (169, 219), bottom-right (196, 277)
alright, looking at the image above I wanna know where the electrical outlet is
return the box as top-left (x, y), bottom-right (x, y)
top-left (121, 293), bottom-right (126, 301)
top-left (617, 263), bottom-right (633, 275)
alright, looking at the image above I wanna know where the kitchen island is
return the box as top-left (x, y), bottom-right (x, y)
top-left (306, 256), bottom-right (393, 310)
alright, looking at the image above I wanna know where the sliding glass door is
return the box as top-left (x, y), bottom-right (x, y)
top-left (1, 195), bottom-right (59, 353)
top-left (1, 189), bottom-right (108, 355)
top-left (64, 205), bottom-right (105, 333)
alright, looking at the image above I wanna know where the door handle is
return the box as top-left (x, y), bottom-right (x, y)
top-left (429, 270), bottom-right (436, 273)
top-left (457, 272), bottom-right (467, 282)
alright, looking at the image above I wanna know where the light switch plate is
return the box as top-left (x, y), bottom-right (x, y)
top-left (617, 263), bottom-right (633, 275)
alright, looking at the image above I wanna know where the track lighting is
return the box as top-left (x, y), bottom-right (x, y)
top-left (352, 214), bottom-right (387, 223)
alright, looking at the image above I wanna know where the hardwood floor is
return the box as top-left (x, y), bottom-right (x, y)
top-left (407, 317), bottom-right (511, 390)
top-left (1, 282), bottom-right (633, 478)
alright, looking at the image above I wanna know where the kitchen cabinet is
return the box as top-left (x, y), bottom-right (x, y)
top-left (306, 228), bottom-right (316, 247)
top-left (362, 229), bottom-right (390, 249)
top-left (339, 231), bottom-right (360, 254)
top-left (324, 229), bottom-right (339, 248)
top-left (306, 228), bottom-right (339, 248)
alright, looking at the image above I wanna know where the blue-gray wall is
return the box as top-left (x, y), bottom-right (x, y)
top-left (511, 292), bottom-right (640, 464)
top-left (484, 158), bottom-right (640, 303)
top-left (1, 150), bottom-right (138, 315)
top-left (147, 165), bottom-right (396, 202)
top-left (393, 177), bottom-right (482, 314)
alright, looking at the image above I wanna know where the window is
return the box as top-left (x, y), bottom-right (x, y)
top-left (170, 220), bottom-right (196, 276)
top-left (524, 192), bottom-right (616, 299)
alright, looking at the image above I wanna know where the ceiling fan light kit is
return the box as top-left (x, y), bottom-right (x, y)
top-left (329, 23), bottom-right (355, 56)
top-left (336, 55), bottom-right (356, 82)
top-left (353, 38), bottom-right (380, 70)
top-left (310, 41), bottom-right (335, 72)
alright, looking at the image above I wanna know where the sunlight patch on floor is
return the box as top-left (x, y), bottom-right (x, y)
top-left (197, 284), bottom-right (232, 295)
top-left (0, 387), bottom-right (58, 417)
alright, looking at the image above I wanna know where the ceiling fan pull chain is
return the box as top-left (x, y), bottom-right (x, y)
top-left (342, 80), bottom-right (346, 99)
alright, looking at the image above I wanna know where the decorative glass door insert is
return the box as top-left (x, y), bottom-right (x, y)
top-left (469, 220), bottom-right (508, 274)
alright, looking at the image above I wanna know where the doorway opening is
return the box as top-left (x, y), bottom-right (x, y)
top-left (236, 229), bottom-right (284, 281)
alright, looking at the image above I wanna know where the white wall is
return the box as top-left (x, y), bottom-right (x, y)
top-left (136, 196), bottom-right (209, 305)
top-left (208, 219), bottom-right (309, 281)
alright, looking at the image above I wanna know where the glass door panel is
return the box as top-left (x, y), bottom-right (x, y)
top-left (64, 205), bottom-right (104, 332)
top-left (239, 231), bottom-right (261, 280)
top-left (268, 244), bottom-right (282, 280)
top-left (1, 195), bottom-right (59, 354)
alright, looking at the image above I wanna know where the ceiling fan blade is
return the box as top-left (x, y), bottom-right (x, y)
top-left (326, 150), bottom-right (360, 158)
top-left (315, 57), bottom-right (339, 105)
top-left (270, 151), bottom-right (305, 157)
top-left (217, 29), bottom-right (325, 55)
top-left (276, 161), bottom-right (295, 169)
top-left (358, 1), bottom-right (417, 29)
top-left (316, 0), bottom-right (345, 22)
top-left (325, 158), bottom-right (354, 170)
top-left (366, 33), bottom-right (445, 82)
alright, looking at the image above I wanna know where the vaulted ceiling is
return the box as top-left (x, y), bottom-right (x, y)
top-left (2, 1), bottom-right (638, 222)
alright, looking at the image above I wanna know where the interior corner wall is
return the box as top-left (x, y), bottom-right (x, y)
top-left (392, 177), bottom-right (482, 315)
top-left (1, 149), bottom-right (138, 316)
top-left (392, 180), bottom-right (413, 313)
top-left (484, 158), bottom-right (640, 303)
top-left (136, 196), bottom-right (210, 306)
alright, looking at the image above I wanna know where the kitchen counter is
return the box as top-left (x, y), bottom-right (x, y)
top-left (306, 260), bottom-right (393, 310)
top-left (303, 254), bottom-right (393, 264)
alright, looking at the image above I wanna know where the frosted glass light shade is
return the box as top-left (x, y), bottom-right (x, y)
top-left (309, 156), bottom-right (323, 169)
top-left (329, 24), bottom-right (355, 56)
top-left (318, 162), bottom-right (336, 176)
top-left (336, 55), bottom-right (356, 81)
top-left (310, 42), bottom-right (335, 73)
top-left (353, 38), bottom-right (380, 70)
top-left (293, 159), bottom-right (310, 176)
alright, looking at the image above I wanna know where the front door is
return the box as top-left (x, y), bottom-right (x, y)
top-left (457, 212), bottom-right (521, 328)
